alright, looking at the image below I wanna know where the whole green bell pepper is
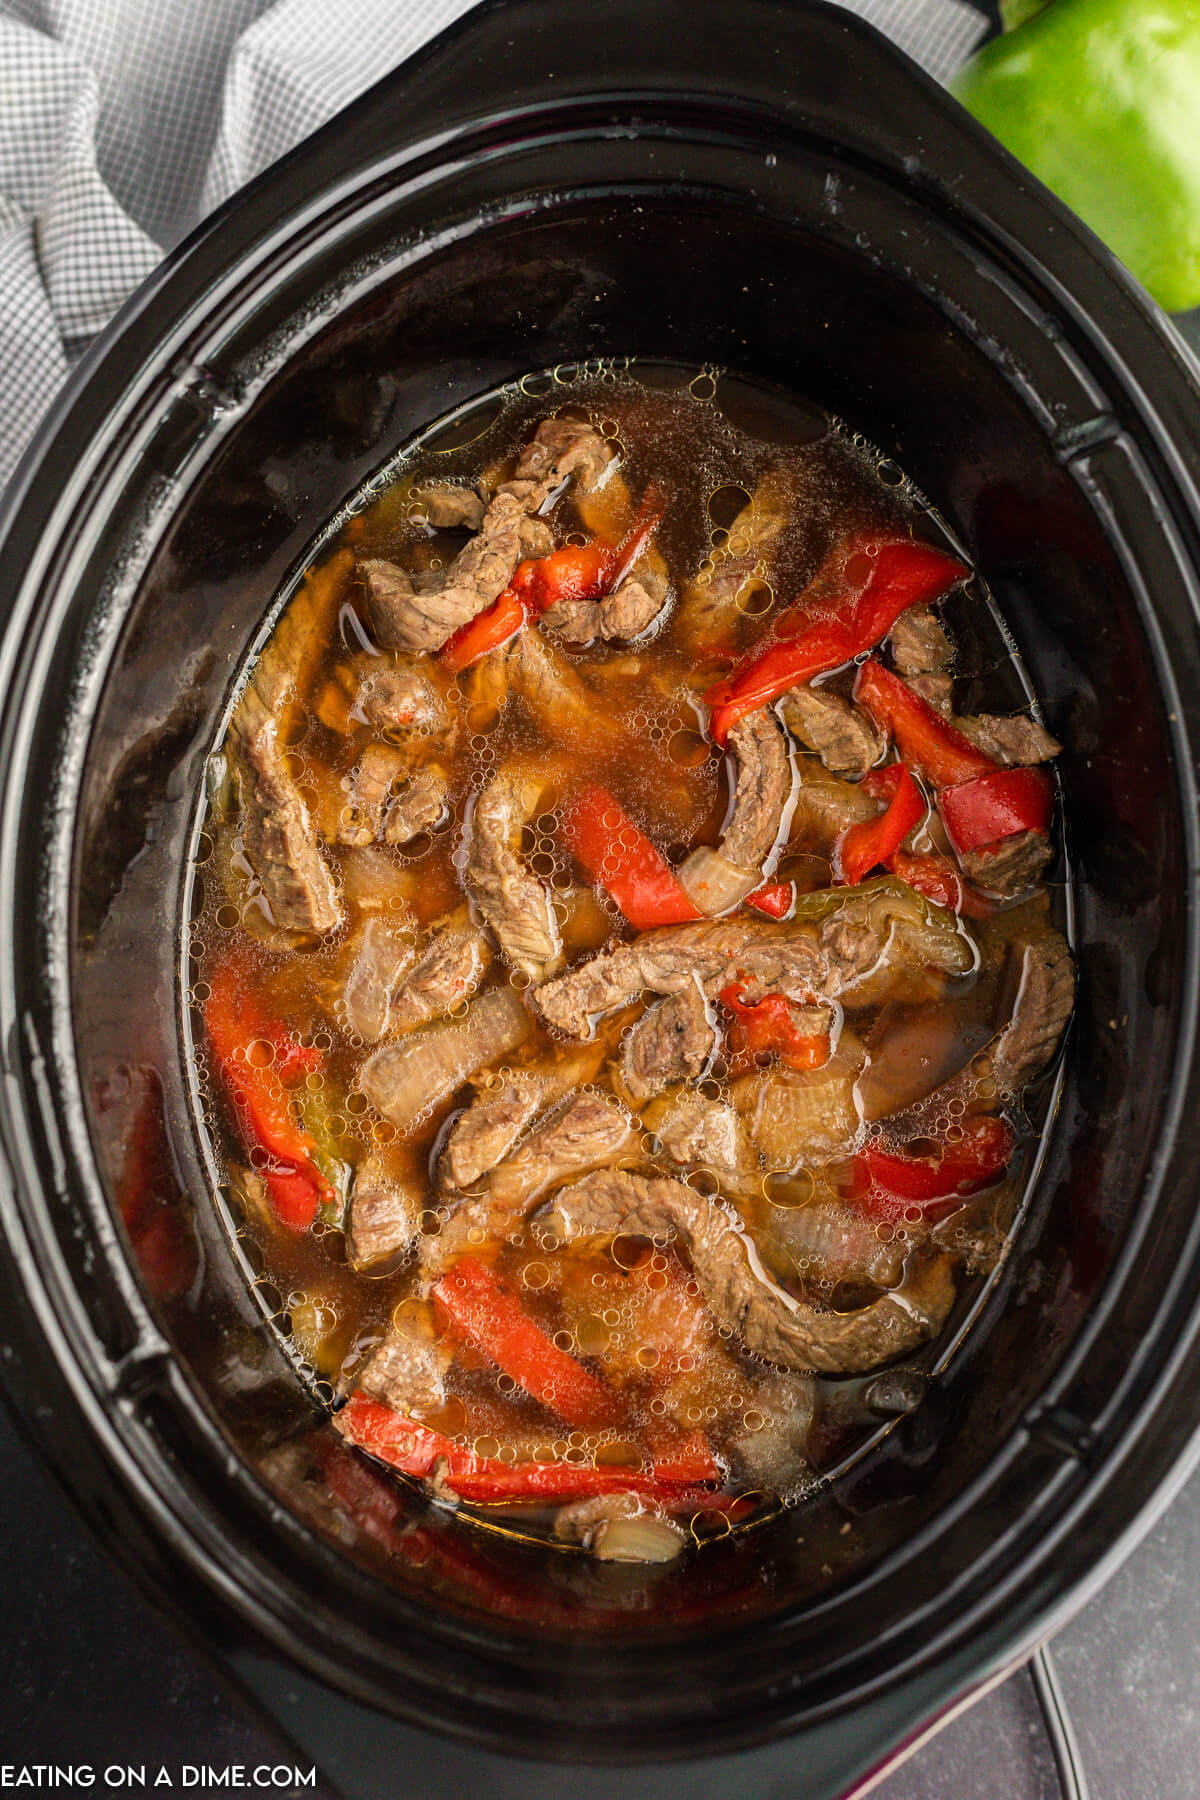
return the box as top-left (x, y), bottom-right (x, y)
top-left (951, 0), bottom-right (1200, 314)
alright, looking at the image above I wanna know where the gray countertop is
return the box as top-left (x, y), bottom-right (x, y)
top-left (876, 1481), bottom-right (1200, 1800)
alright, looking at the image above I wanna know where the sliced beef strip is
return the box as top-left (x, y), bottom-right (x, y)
top-left (357, 985), bottom-right (531, 1130)
top-left (357, 560), bottom-right (420, 646)
top-left (490, 1092), bottom-right (634, 1209)
top-left (890, 603), bottom-right (953, 677)
top-left (466, 772), bottom-right (563, 983)
top-left (337, 744), bottom-right (411, 847)
top-left (410, 483), bottom-right (486, 531)
top-left (345, 1160), bottom-right (424, 1272)
top-left (442, 1031), bottom-right (619, 1190)
top-left (503, 627), bottom-right (598, 738)
top-left (343, 917), bottom-right (417, 1042)
top-left (425, 1088), bottom-right (630, 1275)
top-left (352, 663), bottom-right (451, 739)
top-left (541, 563), bottom-right (669, 646)
top-left (536, 887), bottom-right (972, 1039)
top-left (721, 709), bottom-right (794, 868)
top-left (881, 927), bottom-right (1073, 1134)
top-left (440, 1074), bottom-right (548, 1190)
top-left (383, 767), bottom-right (448, 845)
top-left (508, 416), bottom-right (613, 495)
top-left (544, 1170), bottom-right (956, 1376)
top-left (889, 612), bottom-right (1063, 763)
top-left (337, 748), bottom-right (447, 849)
top-left (231, 689), bottom-right (343, 935)
top-left (778, 685), bottom-right (883, 779)
top-left (678, 708), bottom-right (792, 915)
top-left (391, 918), bottom-right (493, 1032)
top-left (363, 485), bottom-right (528, 655)
top-left (621, 980), bottom-right (716, 1105)
top-left (651, 1090), bottom-right (756, 1182)
top-left (347, 1323), bottom-right (450, 1413)
top-left (960, 828), bottom-right (1052, 897)
top-left (991, 930), bottom-right (1075, 1093)
top-left (519, 516), bottom-right (556, 558)
top-left (954, 712), bottom-right (1061, 766)
top-left (536, 917), bottom-right (816, 1037)
top-left (817, 913), bottom-right (891, 991)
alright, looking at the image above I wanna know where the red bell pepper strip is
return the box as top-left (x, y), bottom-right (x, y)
top-left (644, 1434), bottom-right (725, 1486)
top-left (564, 784), bottom-right (702, 930)
top-left (441, 493), bottom-right (663, 674)
top-left (433, 1257), bottom-right (621, 1431)
top-left (887, 848), bottom-right (994, 921)
top-left (851, 1115), bottom-right (1014, 1221)
top-left (854, 666), bottom-right (1053, 851)
top-left (859, 765), bottom-right (901, 802)
top-left (272, 1036), bottom-right (323, 1082)
top-left (204, 954), bottom-right (335, 1231)
top-left (440, 587), bottom-right (527, 674)
top-left (704, 537), bottom-right (968, 745)
top-left (608, 487), bottom-right (666, 588)
top-left (719, 982), bottom-right (829, 1072)
top-left (512, 488), bottom-right (664, 616)
top-left (938, 766), bottom-right (1055, 855)
top-left (854, 660), bottom-right (996, 787)
top-left (318, 1430), bottom-right (752, 1628)
top-left (225, 986), bottom-right (324, 1084)
top-left (316, 1431), bottom-right (735, 1629)
top-left (338, 1394), bottom-right (720, 1504)
top-left (746, 879), bottom-right (794, 919)
top-left (836, 762), bottom-right (925, 886)
top-left (512, 545), bottom-right (607, 612)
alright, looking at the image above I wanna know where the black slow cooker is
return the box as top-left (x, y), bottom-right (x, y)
top-left (2, 1), bottom-right (1200, 1793)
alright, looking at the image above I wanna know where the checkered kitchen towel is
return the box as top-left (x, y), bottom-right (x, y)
top-left (0, 0), bottom-right (988, 493)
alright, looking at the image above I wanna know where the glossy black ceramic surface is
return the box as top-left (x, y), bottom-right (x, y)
top-left (1, 0), bottom-right (1199, 1791)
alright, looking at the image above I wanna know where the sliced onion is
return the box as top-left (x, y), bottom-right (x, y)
top-left (593, 1513), bottom-right (687, 1564)
top-left (676, 845), bottom-right (760, 916)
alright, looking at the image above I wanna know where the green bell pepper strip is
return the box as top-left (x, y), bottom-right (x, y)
top-left (951, 0), bottom-right (1200, 314)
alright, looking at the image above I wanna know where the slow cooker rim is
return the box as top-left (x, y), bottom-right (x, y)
top-left (0, 0), bottom-right (1200, 1771)
top-left (7, 116), bottom-right (1200, 1713)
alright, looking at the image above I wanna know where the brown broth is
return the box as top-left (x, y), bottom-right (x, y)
top-left (187, 362), bottom-right (1067, 1549)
